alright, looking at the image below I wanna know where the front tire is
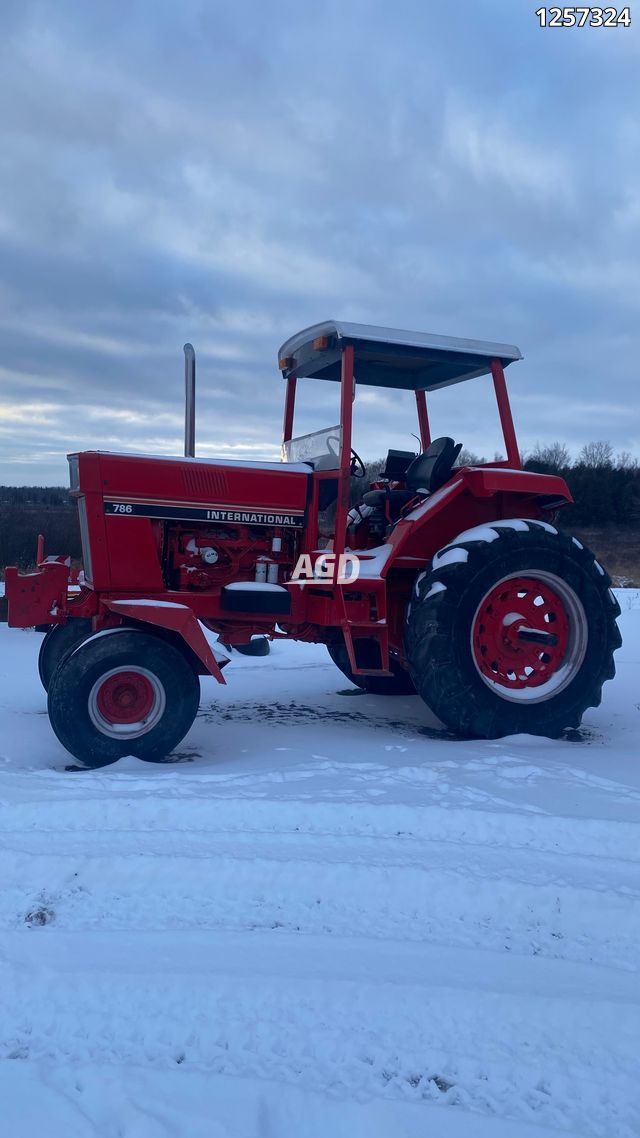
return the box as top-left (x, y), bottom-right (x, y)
top-left (38, 619), bottom-right (93, 692)
top-left (405, 521), bottom-right (621, 739)
top-left (47, 630), bottom-right (200, 767)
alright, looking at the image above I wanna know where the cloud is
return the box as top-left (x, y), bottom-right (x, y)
top-left (0, 0), bottom-right (638, 486)
top-left (443, 99), bottom-right (573, 205)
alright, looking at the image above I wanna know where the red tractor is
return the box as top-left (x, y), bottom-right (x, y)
top-left (4, 321), bottom-right (621, 767)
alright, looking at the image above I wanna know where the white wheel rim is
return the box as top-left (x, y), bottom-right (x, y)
top-left (88, 666), bottom-right (166, 739)
top-left (470, 571), bottom-right (589, 704)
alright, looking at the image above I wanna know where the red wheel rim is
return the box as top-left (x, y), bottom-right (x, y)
top-left (472, 575), bottom-right (572, 691)
top-left (96, 670), bottom-right (156, 725)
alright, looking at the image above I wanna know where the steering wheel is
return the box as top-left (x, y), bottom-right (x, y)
top-left (350, 448), bottom-right (367, 478)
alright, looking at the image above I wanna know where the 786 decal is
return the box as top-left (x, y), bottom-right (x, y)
top-left (535, 6), bottom-right (631, 24)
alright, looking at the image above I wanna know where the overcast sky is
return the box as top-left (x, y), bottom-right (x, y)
top-left (0, 0), bottom-right (639, 485)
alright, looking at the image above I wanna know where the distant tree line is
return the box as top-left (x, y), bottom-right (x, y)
top-left (0, 486), bottom-right (73, 508)
top-left (532, 442), bottom-right (640, 528)
top-left (0, 442), bottom-right (638, 574)
top-left (0, 487), bottom-right (81, 573)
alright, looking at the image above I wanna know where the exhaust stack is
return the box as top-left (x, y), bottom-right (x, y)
top-left (183, 343), bottom-right (196, 457)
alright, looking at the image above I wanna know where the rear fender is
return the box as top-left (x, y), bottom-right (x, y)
top-left (459, 466), bottom-right (572, 504)
top-left (103, 599), bottom-right (228, 683)
top-left (385, 468), bottom-right (572, 566)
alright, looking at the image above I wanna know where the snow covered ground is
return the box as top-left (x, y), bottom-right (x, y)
top-left (0, 592), bottom-right (639, 1138)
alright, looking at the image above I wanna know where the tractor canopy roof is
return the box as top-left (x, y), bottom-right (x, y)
top-left (278, 320), bottom-right (522, 392)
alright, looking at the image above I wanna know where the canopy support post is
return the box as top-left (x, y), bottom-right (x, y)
top-left (491, 358), bottom-right (521, 468)
top-left (415, 390), bottom-right (431, 450)
top-left (282, 376), bottom-right (297, 445)
top-left (333, 344), bottom-right (355, 565)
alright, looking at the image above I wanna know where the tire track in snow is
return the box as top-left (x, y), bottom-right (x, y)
top-left (1, 836), bottom-right (639, 972)
top-left (2, 789), bottom-right (639, 862)
top-left (2, 826), bottom-right (639, 894)
top-left (1, 930), bottom-right (638, 1138)
top-left (1, 786), bottom-right (639, 1134)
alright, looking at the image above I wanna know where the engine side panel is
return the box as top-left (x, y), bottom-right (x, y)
top-left (73, 451), bottom-right (310, 593)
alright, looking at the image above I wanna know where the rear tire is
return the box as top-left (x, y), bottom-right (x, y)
top-left (405, 521), bottom-right (621, 739)
top-left (38, 619), bottom-right (93, 692)
top-left (327, 640), bottom-right (416, 695)
top-left (47, 630), bottom-right (200, 767)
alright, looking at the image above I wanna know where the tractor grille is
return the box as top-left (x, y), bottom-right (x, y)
top-left (182, 467), bottom-right (229, 499)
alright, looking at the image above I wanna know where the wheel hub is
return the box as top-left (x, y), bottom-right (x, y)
top-left (472, 575), bottom-right (575, 693)
top-left (88, 666), bottom-right (166, 739)
top-left (96, 671), bottom-right (156, 724)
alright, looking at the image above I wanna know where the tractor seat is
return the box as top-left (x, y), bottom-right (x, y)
top-left (405, 436), bottom-right (462, 493)
top-left (361, 437), bottom-right (462, 516)
top-left (355, 436), bottom-right (463, 530)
